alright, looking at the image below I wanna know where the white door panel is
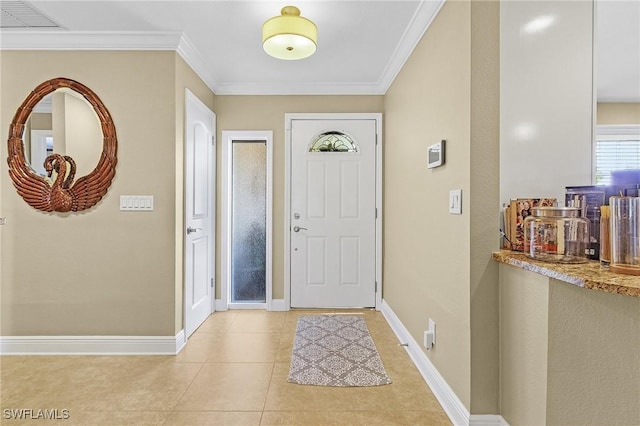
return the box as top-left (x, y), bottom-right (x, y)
top-left (185, 91), bottom-right (215, 337)
top-left (191, 236), bottom-right (209, 304)
top-left (290, 119), bottom-right (376, 308)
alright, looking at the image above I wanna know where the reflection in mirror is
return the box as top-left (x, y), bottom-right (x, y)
top-left (23, 88), bottom-right (102, 181)
top-left (596, 0), bottom-right (640, 111)
top-left (593, 1), bottom-right (640, 185)
top-left (6, 77), bottom-right (117, 213)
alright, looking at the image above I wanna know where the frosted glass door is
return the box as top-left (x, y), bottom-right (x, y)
top-left (231, 141), bottom-right (266, 302)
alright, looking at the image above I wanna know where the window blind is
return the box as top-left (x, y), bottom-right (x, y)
top-left (595, 126), bottom-right (640, 185)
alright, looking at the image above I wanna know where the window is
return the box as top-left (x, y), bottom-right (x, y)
top-left (594, 125), bottom-right (640, 185)
top-left (309, 131), bottom-right (358, 152)
top-left (231, 140), bottom-right (267, 303)
top-left (221, 130), bottom-right (273, 309)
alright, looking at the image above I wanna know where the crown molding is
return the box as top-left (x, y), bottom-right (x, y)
top-left (377, 0), bottom-right (446, 93)
top-left (213, 81), bottom-right (386, 96)
top-left (0, 30), bottom-right (183, 50)
top-left (0, 30), bottom-right (221, 93)
top-left (176, 34), bottom-right (220, 94)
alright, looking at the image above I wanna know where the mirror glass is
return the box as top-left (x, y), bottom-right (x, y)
top-left (22, 88), bottom-right (102, 182)
top-left (596, 1), bottom-right (640, 112)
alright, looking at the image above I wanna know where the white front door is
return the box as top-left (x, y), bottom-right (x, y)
top-left (290, 118), bottom-right (378, 308)
top-left (184, 90), bottom-right (215, 337)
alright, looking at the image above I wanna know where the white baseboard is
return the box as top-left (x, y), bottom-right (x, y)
top-left (380, 299), bottom-right (508, 426)
top-left (0, 332), bottom-right (186, 355)
top-left (175, 329), bottom-right (186, 354)
top-left (269, 299), bottom-right (288, 311)
top-left (214, 299), bottom-right (228, 311)
top-left (469, 415), bottom-right (510, 426)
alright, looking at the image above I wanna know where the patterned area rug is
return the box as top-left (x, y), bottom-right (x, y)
top-left (287, 315), bottom-right (392, 387)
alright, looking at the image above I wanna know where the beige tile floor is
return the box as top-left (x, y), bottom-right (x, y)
top-left (0, 309), bottom-right (451, 425)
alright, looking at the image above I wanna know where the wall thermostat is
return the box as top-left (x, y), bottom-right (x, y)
top-left (427, 140), bottom-right (445, 169)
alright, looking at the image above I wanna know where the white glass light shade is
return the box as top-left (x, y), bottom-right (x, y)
top-left (263, 6), bottom-right (317, 60)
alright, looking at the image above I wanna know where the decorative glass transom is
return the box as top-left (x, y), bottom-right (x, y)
top-left (309, 131), bottom-right (358, 153)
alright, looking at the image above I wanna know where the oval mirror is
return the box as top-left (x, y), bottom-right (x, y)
top-left (7, 77), bottom-right (117, 213)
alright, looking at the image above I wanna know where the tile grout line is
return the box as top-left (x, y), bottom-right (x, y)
top-left (259, 320), bottom-right (290, 424)
top-left (164, 360), bottom-right (207, 423)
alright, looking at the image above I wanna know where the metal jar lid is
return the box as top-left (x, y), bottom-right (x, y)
top-left (531, 206), bottom-right (581, 218)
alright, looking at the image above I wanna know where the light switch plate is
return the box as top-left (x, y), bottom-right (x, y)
top-left (449, 190), bottom-right (462, 214)
top-left (120, 195), bottom-right (154, 211)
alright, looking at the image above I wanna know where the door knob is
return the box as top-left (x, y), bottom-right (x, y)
top-left (293, 226), bottom-right (308, 232)
top-left (187, 226), bottom-right (201, 235)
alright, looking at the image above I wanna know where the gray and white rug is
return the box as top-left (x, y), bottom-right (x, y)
top-left (287, 315), bottom-right (392, 387)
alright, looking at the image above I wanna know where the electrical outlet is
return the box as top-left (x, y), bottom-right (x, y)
top-left (424, 330), bottom-right (433, 349)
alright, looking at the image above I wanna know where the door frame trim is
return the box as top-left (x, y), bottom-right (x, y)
top-left (220, 130), bottom-right (274, 310)
top-left (284, 113), bottom-right (383, 310)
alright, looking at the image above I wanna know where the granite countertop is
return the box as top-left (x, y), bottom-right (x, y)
top-left (493, 250), bottom-right (640, 298)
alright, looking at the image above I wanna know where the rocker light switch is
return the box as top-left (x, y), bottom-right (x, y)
top-left (449, 190), bottom-right (462, 214)
top-left (120, 195), bottom-right (154, 211)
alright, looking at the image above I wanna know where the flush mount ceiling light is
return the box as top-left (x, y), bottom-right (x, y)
top-left (262, 5), bottom-right (317, 60)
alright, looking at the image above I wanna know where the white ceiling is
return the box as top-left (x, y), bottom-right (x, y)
top-left (0, 0), bottom-right (445, 95)
top-left (1, 0), bottom-right (638, 101)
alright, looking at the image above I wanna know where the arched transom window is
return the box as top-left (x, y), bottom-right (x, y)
top-left (309, 131), bottom-right (358, 153)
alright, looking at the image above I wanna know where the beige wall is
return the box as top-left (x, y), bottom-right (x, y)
top-left (213, 95), bottom-right (384, 300)
top-left (500, 265), bottom-right (640, 425)
top-left (597, 102), bottom-right (640, 125)
top-left (28, 113), bottom-right (52, 131)
top-left (469, 0), bottom-right (500, 414)
top-left (546, 281), bottom-right (640, 425)
top-left (1, 51), bottom-right (213, 336)
top-left (499, 265), bottom-right (549, 425)
top-left (383, 0), bottom-right (499, 412)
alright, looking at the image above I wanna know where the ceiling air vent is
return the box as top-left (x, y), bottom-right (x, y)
top-left (1, 1), bottom-right (59, 28)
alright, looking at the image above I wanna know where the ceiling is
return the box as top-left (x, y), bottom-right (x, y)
top-left (0, 0), bottom-right (445, 95)
top-left (1, 0), bottom-right (638, 101)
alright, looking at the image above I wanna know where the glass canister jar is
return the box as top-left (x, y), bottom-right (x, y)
top-left (524, 207), bottom-right (590, 263)
top-left (609, 196), bottom-right (640, 275)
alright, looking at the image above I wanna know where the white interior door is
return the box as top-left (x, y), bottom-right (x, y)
top-left (290, 118), bottom-right (377, 308)
top-left (185, 90), bottom-right (215, 337)
top-left (30, 130), bottom-right (52, 176)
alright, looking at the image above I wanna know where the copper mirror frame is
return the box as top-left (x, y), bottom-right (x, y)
top-left (6, 77), bottom-right (117, 212)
